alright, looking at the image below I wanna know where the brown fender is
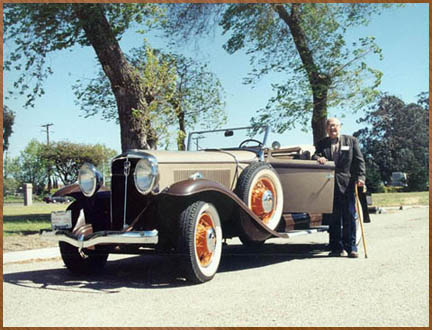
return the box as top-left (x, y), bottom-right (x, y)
top-left (53, 183), bottom-right (109, 200)
top-left (163, 178), bottom-right (288, 240)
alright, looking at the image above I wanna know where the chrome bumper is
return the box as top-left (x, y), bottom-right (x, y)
top-left (41, 229), bottom-right (158, 249)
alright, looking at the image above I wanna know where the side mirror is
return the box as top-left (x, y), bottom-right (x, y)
top-left (224, 130), bottom-right (234, 137)
top-left (272, 141), bottom-right (281, 150)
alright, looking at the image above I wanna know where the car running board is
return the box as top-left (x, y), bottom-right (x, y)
top-left (276, 225), bottom-right (329, 239)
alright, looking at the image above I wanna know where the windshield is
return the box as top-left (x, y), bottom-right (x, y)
top-left (187, 126), bottom-right (269, 151)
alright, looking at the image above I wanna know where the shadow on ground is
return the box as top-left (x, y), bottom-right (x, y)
top-left (3, 242), bottom-right (328, 293)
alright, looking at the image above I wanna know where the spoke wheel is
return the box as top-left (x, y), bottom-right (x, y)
top-left (178, 201), bottom-right (222, 283)
top-left (250, 177), bottom-right (277, 225)
top-left (235, 162), bottom-right (284, 244)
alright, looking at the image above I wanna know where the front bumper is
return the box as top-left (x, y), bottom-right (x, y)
top-left (41, 229), bottom-right (159, 249)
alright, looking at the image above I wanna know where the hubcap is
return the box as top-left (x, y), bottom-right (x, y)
top-left (250, 177), bottom-right (277, 224)
top-left (262, 190), bottom-right (274, 213)
top-left (206, 228), bottom-right (217, 253)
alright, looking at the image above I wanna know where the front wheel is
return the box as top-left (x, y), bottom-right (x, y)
top-left (59, 242), bottom-right (109, 274)
top-left (177, 201), bottom-right (222, 283)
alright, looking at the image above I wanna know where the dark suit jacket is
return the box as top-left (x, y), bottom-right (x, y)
top-left (313, 135), bottom-right (366, 194)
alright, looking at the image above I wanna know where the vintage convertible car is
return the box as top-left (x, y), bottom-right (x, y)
top-left (42, 126), bottom-right (338, 283)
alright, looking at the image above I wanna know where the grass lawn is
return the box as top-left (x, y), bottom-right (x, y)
top-left (3, 202), bottom-right (70, 236)
top-left (371, 191), bottom-right (429, 207)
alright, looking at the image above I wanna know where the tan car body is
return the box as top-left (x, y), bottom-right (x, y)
top-left (147, 148), bottom-right (335, 214)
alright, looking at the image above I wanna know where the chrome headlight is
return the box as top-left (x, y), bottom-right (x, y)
top-left (78, 163), bottom-right (103, 197)
top-left (134, 157), bottom-right (158, 195)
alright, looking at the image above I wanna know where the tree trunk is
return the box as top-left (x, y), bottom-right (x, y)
top-left (272, 4), bottom-right (331, 145)
top-left (177, 109), bottom-right (186, 151)
top-left (73, 4), bottom-right (157, 152)
top-left (169, 98), bottom-right (187, 151)
top-left (311, 78), bottom-right (329, 145)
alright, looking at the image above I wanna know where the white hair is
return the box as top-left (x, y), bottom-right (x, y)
top-left (326, 117), bottom-right (341, 127)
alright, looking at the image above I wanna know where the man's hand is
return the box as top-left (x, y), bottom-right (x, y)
top-left (357, 180), bottom-right (366, 193)
top-left (317, 157), bottom-right (327, 164)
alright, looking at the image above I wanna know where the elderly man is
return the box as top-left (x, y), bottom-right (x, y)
top-left (313, 118), bottom-right (366, 258)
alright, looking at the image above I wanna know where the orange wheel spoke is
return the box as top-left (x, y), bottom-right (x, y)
top-left (195, 213), bottom-right (216, 267)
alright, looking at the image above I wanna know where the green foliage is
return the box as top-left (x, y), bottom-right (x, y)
top-left (42, 141), bottom-right (117, 184)
top-left (7, 140), bottom-right (117, 192)
top-left (3, 177), bottom-right (20, 196)
top-left (165, 3), bottom-right (390, 141)
top-left (7, 140), bottom-right (51, 194)
top-left (220, 4), bottom-right (386, 134)
top-left (354, 93), bottom-right (429, 192)
top-left (405, 165), bottom-right (428, 192)
top-left (3, 105), bottom-right (15, 151)
top-left (364, 164), bottom-right (384, 193)
top-left (73, 43), bottom-right (227, 150)
top-left (383, 185), bottom-right (403, 194)
top-left (3, 3), bottom-right (165, 108)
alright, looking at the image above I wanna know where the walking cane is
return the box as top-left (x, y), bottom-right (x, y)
top-left (355, 183), bottom-right (368, 258)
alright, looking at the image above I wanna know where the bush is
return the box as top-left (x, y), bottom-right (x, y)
top-left (405, 167), bottom-right (428, 192)
top-left (383, 186), bottom-right (404, 193)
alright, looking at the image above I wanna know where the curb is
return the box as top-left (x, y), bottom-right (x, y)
top-left (377, 204), bottom-right (429, 213)
top-left (3, 247), bottom-right (60, 264)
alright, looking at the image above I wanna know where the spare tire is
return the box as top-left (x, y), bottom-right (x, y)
top-left (235, 162), bottom-right (284, 243)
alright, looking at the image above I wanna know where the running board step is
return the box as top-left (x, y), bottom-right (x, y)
top-left (277, 225), bottom-right (329, 238)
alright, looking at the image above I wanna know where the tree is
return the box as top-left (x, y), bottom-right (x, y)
top-left (3, 177), bottom-right (20, 196)
top-left (354, 93), bottom-right (429, 192)
top-left (73, 44), bottom-right (227, 150)
top-left (166, 3), bottom-right (388, 144)
top-left (3, 105), bottom-right (15, 152)
top-left (161, 52), bottom-right (227, 150)
top-left (4, 3), bottom-right (165, 151)
top-left (41, 141), bottom-right (117, 185)
top-left (8, 139), bottom-right (50, 194)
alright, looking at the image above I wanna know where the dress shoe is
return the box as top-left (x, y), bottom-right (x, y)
top-left (348, 251), bottom-right (359, 258)
top-left (328, 250), bottom-right (348, 257)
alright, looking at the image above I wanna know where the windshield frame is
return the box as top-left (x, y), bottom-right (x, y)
top-left (186, 126), bottom-right (270, 151)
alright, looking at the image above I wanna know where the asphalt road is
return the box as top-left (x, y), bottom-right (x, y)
top-left (3, 207), bottom-right (429, 327)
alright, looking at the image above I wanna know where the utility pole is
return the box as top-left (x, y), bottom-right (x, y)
top-left (192, 135), bottom-right (205, 151)
top-left (41, 123), bottom-right (54, 191)
top-left (41, 123), bottom-right (54, 145)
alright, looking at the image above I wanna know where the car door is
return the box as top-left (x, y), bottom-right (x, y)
top-left (269, 158), bottom-right (335, 214)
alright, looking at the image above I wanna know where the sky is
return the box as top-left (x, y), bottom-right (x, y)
top-left (3, 3), bottom-right (429, 159)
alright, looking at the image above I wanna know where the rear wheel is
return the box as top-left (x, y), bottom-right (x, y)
top-left (178, 201), bottom-right (222, 283)
top-left (59, 242), bottom-right (108, 274)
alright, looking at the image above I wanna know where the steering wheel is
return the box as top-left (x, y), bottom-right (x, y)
top-left (239, 139), bottom-right (263, 149)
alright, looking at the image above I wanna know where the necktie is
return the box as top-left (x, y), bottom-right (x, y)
top-left (331, 140), bottom-right (339, 164)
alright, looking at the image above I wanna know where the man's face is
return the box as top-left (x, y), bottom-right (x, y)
top-left (326, 120), bottom-right (341, 139)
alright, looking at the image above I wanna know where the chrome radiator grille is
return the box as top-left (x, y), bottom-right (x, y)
top-left (111, 158), bottom-right (143, 230)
